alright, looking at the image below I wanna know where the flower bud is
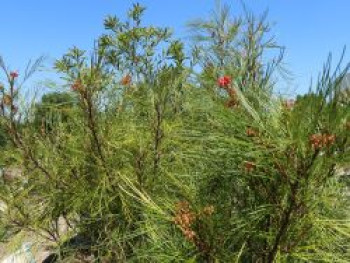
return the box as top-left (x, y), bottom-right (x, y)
top-left (10, 71), bottom-right (19, 79)
top-left (120, 74), bottom-right (132, 86)
top-left (244, 161), bottom-right (256, 172)
top-left (217, 75), bottom-right (231, 88)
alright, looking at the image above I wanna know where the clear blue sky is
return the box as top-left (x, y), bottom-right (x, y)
top-left (0, 0), bottom-right (349, 94)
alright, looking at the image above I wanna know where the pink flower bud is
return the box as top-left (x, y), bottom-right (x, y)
top-left (10, 71), bottom-right (19, 79)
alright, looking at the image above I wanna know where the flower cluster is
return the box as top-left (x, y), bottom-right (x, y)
top-left (174, 201), bottom-right (197, 241)
top-left (1, 94), bottom-right (18, 114)
top-left (10, 71), bottom-right (19, 79)
top-left (217, 75), bottom-right (231, 88)
top-left (217, 76), bottom-right (238, 108)
top-left (173, 201), bottom-right (215, 243)
top-left (244, 161), bottom-right (256, 173)
top-left (309, 133), bottom-right (336, 150)
top-left (120, 74), bottom-right (132, 86)
top-left (71, 80), bottom-right (83, 92)
top-left (0, 72), bottom-right (20, 115)
top-left (246, 127), bottom-right (259, 137)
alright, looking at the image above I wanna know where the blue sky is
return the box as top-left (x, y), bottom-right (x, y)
top-left (0, 0), bottom-right (349, 94)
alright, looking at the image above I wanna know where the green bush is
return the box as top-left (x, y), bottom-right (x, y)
top-left (0, 3), bottom-right (348, 262)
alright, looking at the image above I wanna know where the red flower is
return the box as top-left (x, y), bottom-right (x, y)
top-left (309, 134), bottom-right (322, 149)
top-left (244, 161), bottom-right (256, 173)
top-left (217, 75), bottom-right (231, 88)
top-left (246, 127), bottom-right (258, 137)
top-left (309, 133), bottom-right (336, 149)
top-left (10, 71), bottom-right (19, 79)
top-left (183, 229), bottom-right (196, 241)
top-left (326, 134), bottom-right (336, 145)
top-left (71, 80), bottom-right (82, 92)
top-left (173, 201), bottom-right (197, 242)
top-left (120, 74), bottom-right (132, 86)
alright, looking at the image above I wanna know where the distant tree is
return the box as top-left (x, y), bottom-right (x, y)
top-left (33, 92), bottom-right (76, 133)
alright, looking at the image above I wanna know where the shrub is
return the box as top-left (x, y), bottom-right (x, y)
top-left (0, 2), bottom-right (348, 262)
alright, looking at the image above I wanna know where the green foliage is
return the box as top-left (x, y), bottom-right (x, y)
top-left (0, 2), bottom-right (348, 263)
top-left (33, 92), bottom-right (76, 132)
top-left (188, 1), bottom-right (285, 95)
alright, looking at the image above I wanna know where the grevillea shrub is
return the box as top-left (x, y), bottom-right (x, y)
top-left (0, 3), bottom-right (348, 262)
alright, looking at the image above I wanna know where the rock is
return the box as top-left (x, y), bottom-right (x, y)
top-left (0, 243), bottom-right (35, 263)
top-left (1, 167), bottom-right (23, 183)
